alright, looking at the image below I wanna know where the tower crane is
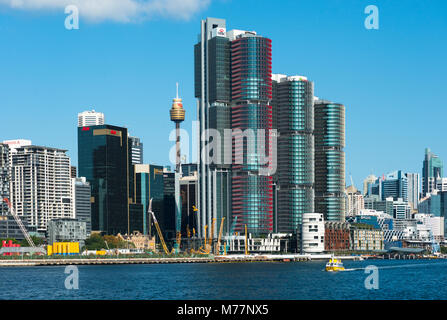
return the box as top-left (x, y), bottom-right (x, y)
top-left (148, 198), bottom-right (170, 255)
top-left (3, 198), bottom-right (35, 247)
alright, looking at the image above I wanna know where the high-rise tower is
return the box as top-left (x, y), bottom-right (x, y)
top-left (422, 148), bottom-right (443, 196)
top-left (314, 99), bottom-right (346, 222)
top-left (170, 83), bottom-right (185, 172)
top-left (272, 74), bottom-right (314, 232)
top-left (194, 18), bottom-right (274, 236)
top-left (170, 84), bottom-right (185, 249)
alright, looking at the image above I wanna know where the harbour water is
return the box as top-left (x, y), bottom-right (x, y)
top-left (1, 259), bottom-right (447, 300)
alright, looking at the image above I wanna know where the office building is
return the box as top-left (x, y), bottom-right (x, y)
top-left (195, 18), bottom-right (274, 236)
top-left (272, 74), bottom-right (314, 233)
top-left (194, 18), bottom-right (232, 238)
top-left (422, 148), bottom-right (443, 196)
top-left (10, 145), bottom-right (74, 232)
top-left (162, 168), bottom-right (176, 240)
top-left (436, 177), bottom-right (447, 192)
top-left (392, 197), bottom-right (411, 220)
top-left (381, 170), bottom-right (408, 202)
top-left (129, 136), bottom-right (143, 165)
top-left (405, 173), bottom-right (420, 210)
top-left (364, 195), bottom-right (394, 216)
top-left (73, 177), bottom-right (92, 236)
top-left (77, 110), bottom-right (105, 127)
top-left (180, 171), bottom-right (199, 236)
top-left (133, 164), bottom-right (164, 236)
top-left (314, 99), bottom-right (346, 222)
top-left (78, 124), bottom-right (133, 235)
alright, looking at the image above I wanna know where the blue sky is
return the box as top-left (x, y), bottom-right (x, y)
top-left (0, 0), bottom-right (446, 188)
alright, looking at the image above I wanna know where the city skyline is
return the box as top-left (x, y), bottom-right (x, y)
top-left (1, 0), bottom-right (447, 189)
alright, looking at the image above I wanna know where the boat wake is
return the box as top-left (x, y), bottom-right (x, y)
top-left (337, 261), bottom-right (447, 272)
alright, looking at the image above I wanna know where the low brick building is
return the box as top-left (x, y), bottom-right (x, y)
top-left (324, 221), bottom-right (351, 251)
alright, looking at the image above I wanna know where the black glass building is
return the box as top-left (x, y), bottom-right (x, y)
top-left (78, 125), bottom-right (135, 235)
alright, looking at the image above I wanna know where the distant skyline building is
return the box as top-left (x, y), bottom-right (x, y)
top-left (129, 136), bottom-right (143, 165)
top-left (10, 145), bottom-right (74, 233)
top-left (314, 99), bottom-right (346, 222)
top-left (77, 110), bottom-right (105, 127)
top-left (381, 170), bottom-right (408, 202)
top-left (405, 172), bottom-right (420, 210)
top-left (422, 148), bottom-right (443, 196)
top-left (346, 185), bottom-right (364, 216)
top-left (363, 174), bottom-right (377, 196)
top-left (272, 74), bottom-right (314, 232)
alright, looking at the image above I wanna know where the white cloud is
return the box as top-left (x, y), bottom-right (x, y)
top-left (0, 0), bottom-right (210, 22)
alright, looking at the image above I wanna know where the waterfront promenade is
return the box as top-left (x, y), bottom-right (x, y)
top-left (0, 254), bottom-right (365, 267)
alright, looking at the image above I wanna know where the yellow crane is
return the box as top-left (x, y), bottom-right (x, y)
top-left (216, 217), bottom-right (225, 255)
top-left (148, 198), bottom-right (170, 255)
top-left (209, 218), bottom-right (216, 252)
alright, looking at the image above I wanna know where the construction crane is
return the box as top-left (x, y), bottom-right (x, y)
top-left (209, 218), bottom-right (216, 252)
top-left (148, 198), bottom-right (170, 255)
top-left (216, 217), bottom-right (225, 255)
top-left (3, 198), bottom-right (35, 247)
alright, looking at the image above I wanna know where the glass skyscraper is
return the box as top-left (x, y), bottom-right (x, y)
top-left (272, 74), bottom-right (314, 233)
top-left (195, 18), bottom-right (232, 238)
top-left (230, 31), bottom-right (273, 235)
top-left (314, 100), bottom-right (346, 222)
top-left (78, 124), bottom-right (134, 235)
top-left (381, 170), bottom-right (408, 202)
top-left (134, 164), bottom-right (164, 236)
top-left (422, 148), bottom-right (443, 196)
top-left (194, 18), bottom-right (274, 236)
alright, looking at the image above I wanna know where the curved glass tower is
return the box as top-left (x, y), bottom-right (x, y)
top-left (273, 75), bottom-right (314, 233)
top-left (231, 33), bottom-right (273, 235)
top-left (314, 100), bottom-right (346, 222)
